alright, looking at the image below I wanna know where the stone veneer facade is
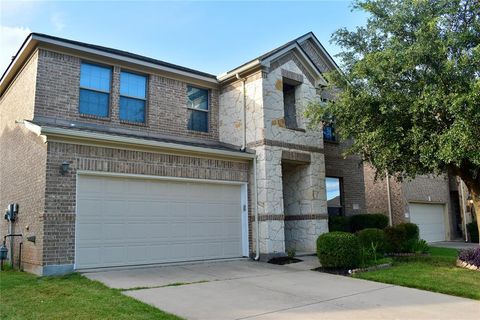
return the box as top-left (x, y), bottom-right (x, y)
top-left (219, 49), bottom-right (328, 255)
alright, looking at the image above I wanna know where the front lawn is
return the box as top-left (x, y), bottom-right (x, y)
top-left (0, 271), bottom-right (182, 320)
top-left (354, 247), bottom-right (480, 300)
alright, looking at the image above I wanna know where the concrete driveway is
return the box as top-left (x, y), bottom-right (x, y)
top-left (85, 257), bottom-right (479, 320)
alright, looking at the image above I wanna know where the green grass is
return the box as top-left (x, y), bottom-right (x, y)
top-left (354, 247), bottom-right (480, 300)
top-left (0, 271), bottom-right (183, 320)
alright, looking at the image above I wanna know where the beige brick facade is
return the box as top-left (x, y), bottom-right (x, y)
top-left (0, 51), bottom-right (48, 274)
top-left (35, 49), bottom-right (220, 141)
top-left (364, 164), bottom-right (455, 238)
top-left (324, 141), bottom-right (366, 215)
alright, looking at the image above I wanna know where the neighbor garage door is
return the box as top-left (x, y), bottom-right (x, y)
top-left (409, 203), bottom-right (446, 242)
top-left (76, 174), bottom-right (244, 269)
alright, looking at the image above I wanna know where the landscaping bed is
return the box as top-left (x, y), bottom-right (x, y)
top-left (354, 247), bottom-right (480, 300)
top-left (0, 271), bottom-right (182, 320)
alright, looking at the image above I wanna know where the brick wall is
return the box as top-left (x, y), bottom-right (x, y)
top-left (0, 51), bottom-right (47, 273)
top-left (324, 141), bottom-right (366, 215)
top-left (34, 49), bottom-right (219, 141)
top-left (364, 165), bottom-right (452, 226)
top-left (43, 141), bottom-right (250, 265)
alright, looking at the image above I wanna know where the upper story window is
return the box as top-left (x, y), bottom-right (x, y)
top-left (283, 78), bottom-right (300, 130)
top-left (323, 122), bottom-right (336, 142)
top-left (120, 71), bottom-right (147, 123)
top-left (79, 62), bottom-right (111, 117)
top-left (187, 86), bottom-right (209, 132)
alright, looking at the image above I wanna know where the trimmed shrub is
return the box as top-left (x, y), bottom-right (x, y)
top-left (385, 223), bottom-right (420, 253)
top-left (458, 247), bottom-right (480, 267)
top-left (328, 216), bottom-right (351, 232)
top-left (350, 214), bottom-right (389, 232)
top-left (317, 232), bottom-right (360, 269)
top-left (401, 222), bottom-right (420, 241)
top-left (467, 221), bottom-right (479, 243)
top-left (357, 228), bottom-right (387, 254)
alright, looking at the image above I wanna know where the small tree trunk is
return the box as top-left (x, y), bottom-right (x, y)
top-left (471, 189), bottom-right (480, 244)
top-left (457, 169), bottom-right (480, 244)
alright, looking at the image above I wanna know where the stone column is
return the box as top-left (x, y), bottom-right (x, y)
top-left (254, 145), bottom-right (285, 257)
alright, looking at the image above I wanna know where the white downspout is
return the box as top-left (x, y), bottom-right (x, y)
top-left (386, 172), bottom-right (393, 226)
top-left (236, 73), bottom-right (260, 260)
top-left (236, 74), bottom-right (247, 151)
top-left (253, 155), bottom-right (260, 260)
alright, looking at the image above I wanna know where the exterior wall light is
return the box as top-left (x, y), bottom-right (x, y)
top-left (60, 161), bottom-right (70, 175)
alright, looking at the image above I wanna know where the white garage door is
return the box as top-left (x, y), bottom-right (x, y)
top-left (409, 203), bottom-right (446, 242)
top-left (76, 174), bottom-right (245, 269)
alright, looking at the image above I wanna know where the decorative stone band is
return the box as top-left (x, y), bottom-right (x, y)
top-left (282, 150), bottom-right (311, 164)
top-left (281, 69), bottom-right (304, 84)
top-left (252, 213), bottom-right (328, 222)
top-left (247, 139), bottom-right (324, 153)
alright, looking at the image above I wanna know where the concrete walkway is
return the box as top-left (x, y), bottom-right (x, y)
top-left (430, 241), bottom-right (479, 250)
top-left (85, 256), bottom-right (479, 320)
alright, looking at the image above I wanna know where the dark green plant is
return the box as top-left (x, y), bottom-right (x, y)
top-left (328, 215), bottom-right (351, 232)
top-left (286, 248), bottom-right (296, 259)
top-left (385, 223), bottom-right (420, 253)
top-left (350, 214), bottom-right (389, 232)
top-left (316, 231), bottom-right (361, 269)
top-left (305, 0), bottom-right (480, 241)
top-left (399, 223), bottom-right (420, 241)
top-left (357, 228), bottom-right (387, 254)
top-left (401, 238), bottom-right (430, 254)
top-left (467, 221), bottom-right (479, 243)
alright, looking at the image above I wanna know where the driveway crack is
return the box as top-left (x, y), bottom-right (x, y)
top-left (234, 285), bottom-right (395, 320)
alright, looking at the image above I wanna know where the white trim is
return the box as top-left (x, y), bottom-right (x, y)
top-left (296, 33), bottom-right (341, 73)
top-left (38, 125), bottom-right (255, 160)
top-left (217, 60), bottom-right (261, 82)
top-left (32, 34), bottom-right (218, 84)
top-left (241, 184), bottom-right (249, 257)
top-left (74, 171), bottom-right (250, 270)
top-left (77, 170), bottom-right (247, 185)
top-left (0, 35), bottom-right (34, 89)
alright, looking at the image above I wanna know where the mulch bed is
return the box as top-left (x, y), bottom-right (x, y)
top-left (313, 262), bottom-right (392, 276)
top-left (267, 257), bottom-right (303, 265)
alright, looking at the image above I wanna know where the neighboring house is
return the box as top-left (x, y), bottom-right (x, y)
top-left (0, 32), bottom-right (343, 275)
top-left (363, 165), bottom-right (473, 242)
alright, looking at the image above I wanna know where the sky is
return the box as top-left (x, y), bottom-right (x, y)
top-left (0, 0), bottom-right (368, 76)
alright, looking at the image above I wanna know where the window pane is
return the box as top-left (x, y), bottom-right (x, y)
top-left (323, 124), bottom-right (336, 141)
top-left (120, 71), bottom-right (146, 98)
top-left (188, 109), bottom-right (208, 132)
top-left (120, 96), bottom-right (145, 122)
top-left (79, 89), bottom-right (109, 117)
top-left (326, 177), bottom-right (342, 205)
top-left (187, 86), bottom-right (208, 110)
top-left (80, 63), bottom-right (111, 92)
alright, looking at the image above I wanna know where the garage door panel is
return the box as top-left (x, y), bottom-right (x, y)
top-left (76, 175), bottom-right (244, 269)
top-left (409, 203), bottom-right (446, 242)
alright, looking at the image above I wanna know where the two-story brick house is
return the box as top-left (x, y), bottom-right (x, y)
top-left (2, 32), bottom-right (358, 275)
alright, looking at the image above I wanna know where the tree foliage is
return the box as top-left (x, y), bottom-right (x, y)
top-left (306, 0), bottom-right (480, 237)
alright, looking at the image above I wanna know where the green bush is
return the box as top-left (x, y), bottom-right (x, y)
top-left (317, 232), bottom-right (360, 269)
top-left (328, 216), bottom-right (352, 232)
top-left (467, 221), bottom-right (479, 243)
top-left (385, 223), bottom-right (420, 253)
top-left (357, 228), bottom-right (387, 253)
top-left (350, 214), bottom-right (389, 232)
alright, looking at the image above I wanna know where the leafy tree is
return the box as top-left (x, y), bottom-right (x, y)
top-left (306, 0), bottom-right (480, 238)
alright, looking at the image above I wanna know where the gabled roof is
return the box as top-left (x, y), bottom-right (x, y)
top-left (0, 33), bottom-right (218, 96)
top-left (217, 32), bottom-right (340, 82)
